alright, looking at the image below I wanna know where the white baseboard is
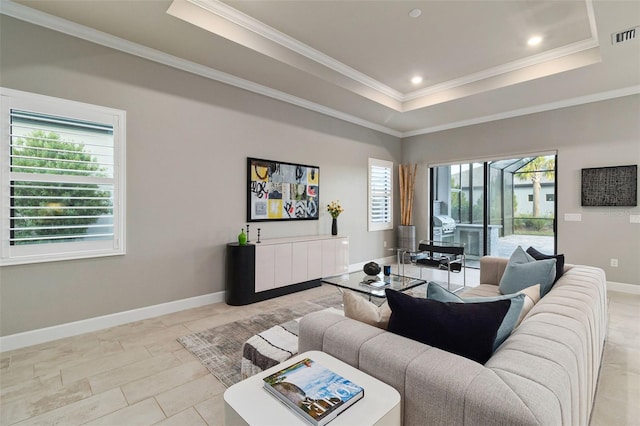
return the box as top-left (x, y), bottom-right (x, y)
top-left (0, 291), bottom-right (225, 352)
top-left (607, 281), bottom-right (640, 295)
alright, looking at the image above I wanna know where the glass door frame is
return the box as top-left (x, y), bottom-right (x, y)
top-left (429, 153), bottom-right (558, 263)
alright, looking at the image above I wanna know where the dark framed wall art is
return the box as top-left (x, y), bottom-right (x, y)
top-left (247, 157), bottom-right (320, 222)
top-left (581, 164), bottom-right (637, 206)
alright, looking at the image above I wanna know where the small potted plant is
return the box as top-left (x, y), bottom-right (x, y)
top-left (327, 200), bottom-right (344, 236)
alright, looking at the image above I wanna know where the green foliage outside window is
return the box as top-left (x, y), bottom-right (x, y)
top-left (11, 130), bottom-right (113, 244)
top-left (513, 214), bottom-right (554, 236)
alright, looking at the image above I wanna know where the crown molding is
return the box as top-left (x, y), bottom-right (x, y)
top-left (0, 0), bottom-right (621, 140)
top-left (404, 0), bottom-right (599, 102)
top-left (187, 0), bottom-right (405, 102)
top-left (0, 0), bottom-right (401, 137)
top-left (402, 38), bottom-right (600, 103)
top-left (401, 85), bottom-right (640, 138)
top-left (585, 0), bottom-right (599, 44)
top-left (185, 0), bottom-right (601, 106)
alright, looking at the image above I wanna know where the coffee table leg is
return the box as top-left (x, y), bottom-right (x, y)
top-left (401, 250), bottom-right (406, 277)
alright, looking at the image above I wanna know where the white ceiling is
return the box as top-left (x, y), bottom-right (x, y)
top-left (2, 0), bottom-right (639, 136)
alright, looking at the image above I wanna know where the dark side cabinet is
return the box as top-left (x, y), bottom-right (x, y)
top-left (225, 243), bottom-right (255, 306)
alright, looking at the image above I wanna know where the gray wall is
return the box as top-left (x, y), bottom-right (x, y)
top-left (403, 95), bottom-right (640, 286)
top-left (0, 17), bottom-right (399, 336)
top-left (2, 15), bottom-right (638, 338)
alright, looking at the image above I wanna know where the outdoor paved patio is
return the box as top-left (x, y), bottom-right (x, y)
top-left (462, 233), bottom-right (555, 268)
top-left (493, 233), bottom-right (554, 257)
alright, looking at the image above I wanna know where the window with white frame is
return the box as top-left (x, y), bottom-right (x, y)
top-left (1, 88), bottom-right (126, 265)
top-left (368, 158), bottom-right (393, 231)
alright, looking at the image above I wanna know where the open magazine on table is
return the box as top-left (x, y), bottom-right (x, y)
top-left (262, 357), bottom-right (364, 426)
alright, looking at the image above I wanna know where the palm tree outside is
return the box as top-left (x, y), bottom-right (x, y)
top-left (514, 156), bottom-right (555, 235)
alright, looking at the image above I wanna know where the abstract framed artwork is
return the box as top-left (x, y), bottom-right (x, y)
top-left (247, 157), bottom-right (320, 221)
top-left (581, 164), bottom-right (637, 207)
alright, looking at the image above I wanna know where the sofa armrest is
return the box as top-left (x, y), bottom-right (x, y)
top-left (298, 311), bottom-right (349, 354)
top-left (479, 256), bottom-right (508, 285)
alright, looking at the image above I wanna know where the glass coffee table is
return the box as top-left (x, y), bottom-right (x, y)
top-left (322, 271), bottom-right (426, 300)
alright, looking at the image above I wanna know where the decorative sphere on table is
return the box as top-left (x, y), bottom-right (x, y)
top-left (363, 261), bottom-right (381, 276)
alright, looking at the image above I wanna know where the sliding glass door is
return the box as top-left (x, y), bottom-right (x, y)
top-left (430, 155), bottom-right (556, 267)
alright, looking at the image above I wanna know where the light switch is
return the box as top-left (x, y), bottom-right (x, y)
top-left (631, 214), bottom-right (640, 224)
top-left (564, 213), bottom-right (582, 222)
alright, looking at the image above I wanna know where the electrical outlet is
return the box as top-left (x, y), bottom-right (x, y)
top-left (610, 258), bottom-right (618, 267)
top-left (564, 213), bottom-right (582, 222)
top-left (383, 241), bottom-right (387, 248)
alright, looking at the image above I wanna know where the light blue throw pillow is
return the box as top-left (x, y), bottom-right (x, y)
top-left (426, 282), bottom-right (525, 350)
top-left (499, 246), bottom-right (556, 297)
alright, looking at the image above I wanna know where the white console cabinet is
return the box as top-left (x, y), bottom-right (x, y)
top-left (321, 238), bottom-right (349, 277)
top-left (255, 236), bottom-right (348, 293)
top-left (226, 235), bottom-right (349, 305)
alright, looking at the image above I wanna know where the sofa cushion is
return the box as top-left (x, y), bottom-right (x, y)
top-left (459, 284), bottom-right (502, 298)
top-left (461, 284), bottom-right (540, 324)
top-left (385, 289), bottom-right (510, 364)
top-left (426, 282), bottom-right (540, 349)
top-left (342, 290), bottom-right (391, 329)
top-left (499, 246), bottom-right (556, 296)
top-left (527, 246), bottom-right (565, 283)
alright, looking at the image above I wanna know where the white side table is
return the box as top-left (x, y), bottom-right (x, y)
top-left (224, 350), bottom-right (401, 426)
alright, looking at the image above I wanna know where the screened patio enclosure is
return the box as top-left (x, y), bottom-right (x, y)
top-left (430, 155), bottom-right (556, 266)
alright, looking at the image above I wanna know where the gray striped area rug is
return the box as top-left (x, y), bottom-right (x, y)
top-left (177, 294), bottom-right (343, 387)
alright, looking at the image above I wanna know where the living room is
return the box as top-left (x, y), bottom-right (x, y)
top-left (1, 0), bottom-right (639, 424)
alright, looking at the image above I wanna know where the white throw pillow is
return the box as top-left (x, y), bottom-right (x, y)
top-left (343, 291), bottom-right (391, 329)
top-left (516, 283), bottom-right (541, 326)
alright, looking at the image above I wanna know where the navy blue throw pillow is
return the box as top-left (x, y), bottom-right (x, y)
top-left (526, 246), bottom-right (565, 283)
top-left (385, 289), bottom-right (510, 364)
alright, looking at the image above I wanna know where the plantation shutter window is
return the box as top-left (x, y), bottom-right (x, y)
top-left (1, 88), bottom-right (126, 265)
top-left (368, 158), bottom-right (393, 231)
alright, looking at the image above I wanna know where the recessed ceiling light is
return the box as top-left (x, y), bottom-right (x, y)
top-left (411, 76), bottom-right (423, 85)
top-left (527, 35), bottom-right (543, 46)
top-left (409, 9), bottom-right (422, 18)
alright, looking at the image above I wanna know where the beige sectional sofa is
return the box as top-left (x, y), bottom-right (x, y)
top-left (299, 257), bottom-right (607, 426)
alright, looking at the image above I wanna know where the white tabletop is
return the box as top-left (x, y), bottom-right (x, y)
top-left (224, 350), bottom-right (401, 426)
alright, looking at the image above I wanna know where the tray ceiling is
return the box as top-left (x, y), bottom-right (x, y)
top-left (3, 0), bottom-right (639, 136)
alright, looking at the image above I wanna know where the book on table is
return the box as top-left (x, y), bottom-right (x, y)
top-left (360, 276), bottom-right (389, 288)
top-left (262, 357), bottom-right (364, 426)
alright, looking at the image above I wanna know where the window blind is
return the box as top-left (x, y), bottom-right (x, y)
top-left (370, 165), bottom-right (392, 223)
top-left (9, 109), bottom-right (115, 246)
top-left (368, 159), bottom-right (393, 231)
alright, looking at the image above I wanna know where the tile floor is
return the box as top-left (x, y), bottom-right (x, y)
top-left (1, 268), bottom-right (638, 425)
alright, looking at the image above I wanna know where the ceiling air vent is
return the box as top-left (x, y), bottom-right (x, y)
top-left (612, 26), bottom-right (638, 44)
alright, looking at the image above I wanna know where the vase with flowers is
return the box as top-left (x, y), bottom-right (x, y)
top-left (327, 200), bottom-right (344, 236)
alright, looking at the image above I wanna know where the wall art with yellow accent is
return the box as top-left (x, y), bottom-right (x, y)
top-left (247, 157), bottom-right (319, 222)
